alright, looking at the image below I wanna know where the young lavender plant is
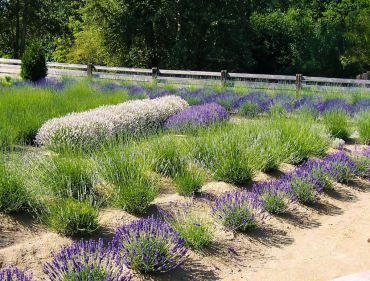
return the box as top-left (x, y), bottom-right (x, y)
top-left (43, 239), bottom-right (132, 281)
top-left (113, 217), bottom-right (187, 273)
top-left (324, 152), bottom-right (356, 183)
top-left (281, 169), bottom-right (322, 205)
top-left (0, 267), bottom-right (33, 281)
top-left (252, 180), bottom-right (296, 214)
top-left (212, 191), bottom-right (266, 231)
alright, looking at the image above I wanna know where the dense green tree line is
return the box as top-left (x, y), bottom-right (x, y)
top-left (0, 0), bottom-right (369, 77)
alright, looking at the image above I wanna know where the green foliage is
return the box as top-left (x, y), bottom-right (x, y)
top-left (167, 210), bottom-right (214, 250)
top-left (38, 156), bottom-right (97, 201)
top-left (238, 102), bottom-right (261, 117)
top-left (173, 166), bottom-right (206, 196)
top-left (323, 109), bottom-right (350, 140)
top-left (0, 155), bottom-right (29, 213)
top-left (98, 144), bottom-right (159, 214)
top-left (21, 42), bottom-right (47, 81)
top-left (45, 198), bottom-right (99, 237)
top-left (357, 111), bottom-right (370, 144)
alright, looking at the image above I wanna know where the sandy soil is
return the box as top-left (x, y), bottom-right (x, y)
top-left (0, 162), bottom-right (369, 280)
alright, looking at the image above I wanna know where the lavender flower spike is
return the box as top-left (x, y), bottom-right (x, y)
top-left (0, 267), bottom-right (32, 281)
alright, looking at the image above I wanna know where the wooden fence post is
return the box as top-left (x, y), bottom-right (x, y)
top-left (152, 67), bottom-right (159, 81)
top-left (296, 74), bottom-right (302, 96)
top-left (87, 64), bottom-right (94, 78)
top-left (221, 70), bottom-right (228, 87)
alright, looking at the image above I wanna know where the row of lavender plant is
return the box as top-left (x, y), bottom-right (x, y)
top-left (1, 217), bottom-right (188, 280)
top-left (212, 148), bottom-right (369, 231)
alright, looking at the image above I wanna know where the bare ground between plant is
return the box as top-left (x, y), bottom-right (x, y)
top-left (0, 163), bottom-right (369, 281)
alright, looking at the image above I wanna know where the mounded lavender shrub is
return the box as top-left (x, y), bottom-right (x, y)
top-left (36, 96), bottom-right (188, 149)
top-left (352, 98), bottom-right (370, 113)
top-left (234, 92), bottom-right (273, 117)
top-left (253, 180), bottom-right (295, 214)
top-left (317, 98), bottom-right (352, 114)
top-left (43, 239), bottom-right (131, 281)
top-left (212, 191), bottom-right (266, 231)
top-left (350, 147), bottom-right (370, 179)
top-left (0, 267), bottom-right (32, 281)
top-left (164, 103), bottom-right (229, 131)
top-left (281, 169), bottom-right (323, 205)
top-left (299, 159), bottom-right (333, 192)
top-left (113, 218), bottom-right (187, 273)
top-left (324, 152), bottom-right (356, 183)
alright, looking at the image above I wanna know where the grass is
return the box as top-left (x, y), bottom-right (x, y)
top-left (0, 80), bottom-right (136, 147)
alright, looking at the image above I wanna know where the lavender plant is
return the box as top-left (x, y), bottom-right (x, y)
top-left (324, 152), bottom-right (356, 183)
top-left (0, 155), bottom-right (29, 213)
top-left (164, 103), bottom-right (229, 132)
top-left (113, 218), bottom-right (187, 273)
top-left (299, 160), bottom-right (333, 192)
top-left (323, 109), bottom-right (350, 139)
top-left (212, 191), bottom-right (266, 231)
top-left (253, 180), bottom-right (295, 214)
top-left (281, 170), bottom-right (322, 205)
top-left (173, 165), bottom-right (206, 196)
top-left (44, 198), bottom-right (99, 237)
top-left (356, 111), bottom-right (370, 145)
top-left (0, 267), bottom-right (32, 281)
top-left (160, 202), bottom-right (214, 250)
top-left (350, 147), bottom-right (370, 179)
top-left (43, 239), bottom-right (132, 281)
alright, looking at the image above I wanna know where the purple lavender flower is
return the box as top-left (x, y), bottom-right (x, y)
top-left (252, 180), bottom-right (296, 214)
top-left (43, 239), bottom-right (131, 281)
top-left (352, 98), bottom-right (370, 113)
top-left (164, 102), bottom-right (229, 131)
top-left (112, 217), bottom-right (187, 273)
top-left (298, 159), bottom-right (333, 192)
top-left (281, 169), bottom-right (323, 204)
top-left (212, 191), bottom-right (266, 231)
top-left (350, 147), bottom-right (370, 179)
top-left (271, 92), bottom-right (295, 111)
top-left (294, 96), bottom-right (322, 111)
top-left (317, 98), bottom-right (352, 114)
top-left (0, 267), bottom-right (32, 281)
top-left (324, 152), bottom-right (356, 183)
top-left (203, 91), bottom-right (240, 110)
top-left (233, 92), bottom-right (273, 115)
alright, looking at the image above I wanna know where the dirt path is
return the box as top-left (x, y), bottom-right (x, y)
top-left (232, 181), bottom-right (370, 281)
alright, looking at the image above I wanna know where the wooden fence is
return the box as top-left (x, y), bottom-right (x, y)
top-left (1, 58), bottom-right (370, 91)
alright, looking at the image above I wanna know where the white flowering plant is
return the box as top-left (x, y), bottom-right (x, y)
top-left (36, 96), bottom-right (188, 149)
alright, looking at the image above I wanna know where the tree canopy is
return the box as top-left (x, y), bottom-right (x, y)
top-left (0, 0), bottom-right (369, 77)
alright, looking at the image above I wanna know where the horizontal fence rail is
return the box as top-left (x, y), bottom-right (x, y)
top-left (1, 58), bottom-right (370, 91)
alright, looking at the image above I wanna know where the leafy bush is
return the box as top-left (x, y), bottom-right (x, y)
top-left (323, 109), bottom-right (350, 139)
top-left (253, 180), bottom-right (295, 214)
top-left (0, 157), bottom-right (29, 213)
top-left (44, 198), bottom-right (99, 237)
top-left (113, 218), bottom-right (187, 273)
top-left (43, 239), bottom-right (132, 281)
top-left (161, 203), bottom-right (214, 250)
top-left (173, 166), bottom-right (206, 196)
top-left (212, 191), bottom-right (266, 231)
top-left (98, 145), bottom-right (159, 214)
top-left (21, 42), bottom-right (47, 81)
top-left (238, 101), bottom-right (262, 117)
top-left (0, 267), bottom-right (33, 281)
top-left (36, 96), bottom-right (188, 149)
top-left (357, 111), bottom-right (370, 144)
top-left (38, 156), bottom-right (97, 201)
